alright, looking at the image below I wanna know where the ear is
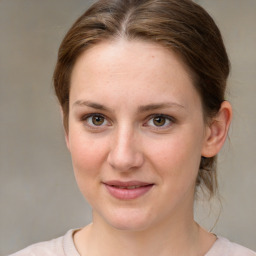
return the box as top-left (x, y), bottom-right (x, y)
top-left (201, 101), bottom-right (232, 157)
top-left (60, 106), bottom-right (70, 151)
top-left (64, 129), bottom-right (70, 151)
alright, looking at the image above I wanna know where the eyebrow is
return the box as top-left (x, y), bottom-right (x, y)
top-left (72, 100), bottom-right (185, 112)
top-left (72, 100), bottom-right (112, 111)
top-left (138, 102), bottom-right (185, 112)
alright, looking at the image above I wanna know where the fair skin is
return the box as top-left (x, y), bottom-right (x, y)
top-left (65, 39), bottom-right (232, 256)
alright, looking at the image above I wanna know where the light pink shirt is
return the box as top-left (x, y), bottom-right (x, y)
top-left (9, 229), bottom-right (256, 256)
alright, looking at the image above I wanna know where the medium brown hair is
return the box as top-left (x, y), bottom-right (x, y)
top-left (53, 0), bottom-right (230, 197)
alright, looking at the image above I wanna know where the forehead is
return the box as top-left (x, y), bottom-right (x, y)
top-left (70, 39), bottom-right (200, 110)
top-left (72, 39), bottom-right (191, 80)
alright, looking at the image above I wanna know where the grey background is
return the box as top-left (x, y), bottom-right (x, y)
top-left (0, 0), bottom-right (255, 255)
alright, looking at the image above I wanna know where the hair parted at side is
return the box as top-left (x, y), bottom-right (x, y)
top-left (53, 0), bottom-right (230, 197)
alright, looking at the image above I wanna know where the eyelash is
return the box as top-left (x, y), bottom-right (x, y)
top-left (81, 113), bottom-right (175, 130)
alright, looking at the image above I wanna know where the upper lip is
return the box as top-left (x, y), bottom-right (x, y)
top-left (103, 180), bottom-right (154, 187)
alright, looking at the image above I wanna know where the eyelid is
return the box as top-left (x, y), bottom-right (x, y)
top-left (81, 112), bottom-right (105, 120)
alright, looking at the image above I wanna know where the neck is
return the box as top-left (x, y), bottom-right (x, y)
top-left (74, 210), bottom-right (214, 256)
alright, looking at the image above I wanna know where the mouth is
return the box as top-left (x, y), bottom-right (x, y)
top-left (112, 185), bottom-right (146, 189)
top-left (103, 181), bottom-right (154, 200)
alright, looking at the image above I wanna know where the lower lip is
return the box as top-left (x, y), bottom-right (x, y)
top-left (104, 184), bottom-right (154, 200)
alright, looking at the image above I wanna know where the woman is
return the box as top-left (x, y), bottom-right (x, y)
top-left (11, 0), bottom-right (256, 255)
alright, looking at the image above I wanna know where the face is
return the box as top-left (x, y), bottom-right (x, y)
top-left (67, 39), bottom-right (210, 231)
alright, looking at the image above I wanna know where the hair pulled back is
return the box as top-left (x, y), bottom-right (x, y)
top-left (53, 0), bottom-right (230, 197)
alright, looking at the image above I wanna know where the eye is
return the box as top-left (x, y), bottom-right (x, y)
top-left (83, 114), bottom-right (109, 128)
top-left (152, 116), bottom-right (167, 126)
top-left (145, 115), bottom-right (173, 128)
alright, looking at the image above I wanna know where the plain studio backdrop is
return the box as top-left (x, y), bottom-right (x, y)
top-left (0, 0), bottom-right (255, 255)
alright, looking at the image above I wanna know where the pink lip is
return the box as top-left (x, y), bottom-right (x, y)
top-left (103, 180), bottom-right (154, 200)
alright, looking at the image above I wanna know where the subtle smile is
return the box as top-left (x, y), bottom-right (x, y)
top-left (103, 181), bottom-right (154, 200)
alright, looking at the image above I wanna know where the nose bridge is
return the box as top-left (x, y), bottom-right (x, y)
top-left (107, 123), bottom-right (143, 171)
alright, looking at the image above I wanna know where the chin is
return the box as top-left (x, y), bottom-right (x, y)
top-left (111, 220), bottom-right (147, 231)
top-left (102, 208), bottom-right (155, 232)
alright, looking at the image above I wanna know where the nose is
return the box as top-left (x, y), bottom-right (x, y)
top-left (107, 127), bottom-right (144, 172)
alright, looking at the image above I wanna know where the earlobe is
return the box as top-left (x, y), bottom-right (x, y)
top-left (201, 101), bottom-right (232, 157)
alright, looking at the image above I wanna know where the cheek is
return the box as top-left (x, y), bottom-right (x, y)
top-left (68, 134), bottom-right (110, 205)
top-left (68, 133), bottom-right (109, 184)
top-left (146, 132), bottom-right (202, 182)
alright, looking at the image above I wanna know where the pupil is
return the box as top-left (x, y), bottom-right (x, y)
top-left (92, 116), bottom-right (104, 125)
top-left (153, 117), bottom-right (165, 126)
